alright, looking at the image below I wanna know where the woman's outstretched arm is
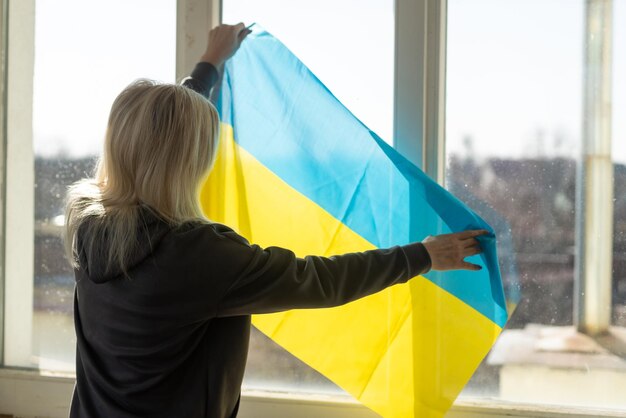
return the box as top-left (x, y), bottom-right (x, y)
top-left (209, 224), bottom-right (486, 317)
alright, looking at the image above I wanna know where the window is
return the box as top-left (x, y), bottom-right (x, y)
top-left (222, 0), bottom-right (395, 393)
top-left (2, 0), bottom-right (625, 416)
top-left (446, 0), bottom-right (626, 411)
top-left (4, 0), bottom-right (177, 371)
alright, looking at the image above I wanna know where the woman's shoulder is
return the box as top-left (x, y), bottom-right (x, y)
top-left (171, 220), bottom-right (251, 247)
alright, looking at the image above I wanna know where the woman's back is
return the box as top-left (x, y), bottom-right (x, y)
top-left (71, 208), bottom-right (251, 417)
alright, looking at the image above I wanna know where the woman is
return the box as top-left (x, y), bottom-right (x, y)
top-left (65, 23), bottom-right (486, 418)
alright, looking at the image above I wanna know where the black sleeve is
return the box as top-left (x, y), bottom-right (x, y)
top-left (181, 62), bottom-right (219, 99)
top-left (213, 225), bottom-right (431, 317)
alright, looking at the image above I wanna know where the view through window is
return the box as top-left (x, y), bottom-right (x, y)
top-left (30, 0), bottom-right (176, 372)
top-left (447, 0), bottom-right (626, 410)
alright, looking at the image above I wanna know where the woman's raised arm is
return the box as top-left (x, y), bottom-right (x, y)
top-left (182, 23), bottom-right (252, 98)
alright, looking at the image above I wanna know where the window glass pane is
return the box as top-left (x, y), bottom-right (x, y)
top-left (223, 0), bottom-right (394, 145)
top-left (447, 0), bottom-right (626, 410)
top-left (222, 0), bottom-right (394, 393)
top-left (30, 0), bottom-right (176, 372)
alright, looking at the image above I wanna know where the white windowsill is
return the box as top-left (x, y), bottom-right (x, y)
top-left (1, 368), bottom-right (625, 418)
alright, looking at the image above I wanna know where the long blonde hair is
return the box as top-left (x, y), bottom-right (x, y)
top-left (65, 79), bottom-right (219, 275)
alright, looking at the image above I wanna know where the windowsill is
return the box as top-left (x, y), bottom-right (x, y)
top-left (489, 325), bottom-right (626, 369)
top-left (488, 325), bottom-right (626, 410)
top-left (1, 367), bottom-right (626, 418)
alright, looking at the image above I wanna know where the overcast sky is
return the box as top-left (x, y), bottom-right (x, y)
top-left (33, 0), bottom-right (625, 163)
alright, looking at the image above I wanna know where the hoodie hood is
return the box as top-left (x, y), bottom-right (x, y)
top-left (76, 206), bottom-right (172, 283)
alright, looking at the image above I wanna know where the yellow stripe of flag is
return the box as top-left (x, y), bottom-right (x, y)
top-left (201, 124), bottom-right (502, 417)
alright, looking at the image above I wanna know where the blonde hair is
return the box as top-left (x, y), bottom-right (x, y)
top-left (65, 79), bottom-right (219, 275)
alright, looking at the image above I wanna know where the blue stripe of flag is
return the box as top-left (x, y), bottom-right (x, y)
top-left (218, 26), bottom-right (508, 328)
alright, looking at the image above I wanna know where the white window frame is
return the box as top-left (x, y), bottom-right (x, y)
top-left (3, 0), bottom-right (35, 368)
top-left (2, 369), bottom-right (626, 418)
top-left (0, 0), bottom-right (622, 417)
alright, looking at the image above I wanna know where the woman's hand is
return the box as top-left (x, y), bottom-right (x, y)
top-left (422, 230), bottom-right (488, 271)
top-left (200, 23), bottom-right (252, 68)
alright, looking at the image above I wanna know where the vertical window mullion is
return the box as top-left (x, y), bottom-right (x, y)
top-left (575, 0), bottom-right (614, 336)
top-left (175, 0), bottom-right (222, 83)
top-left (393, 0), bottom-right (447, 184)
top-left (4, 0), bottom-right (35, 367)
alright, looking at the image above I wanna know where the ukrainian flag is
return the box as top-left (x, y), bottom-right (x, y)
top-left (200, 26), bottom-right (507, 418)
